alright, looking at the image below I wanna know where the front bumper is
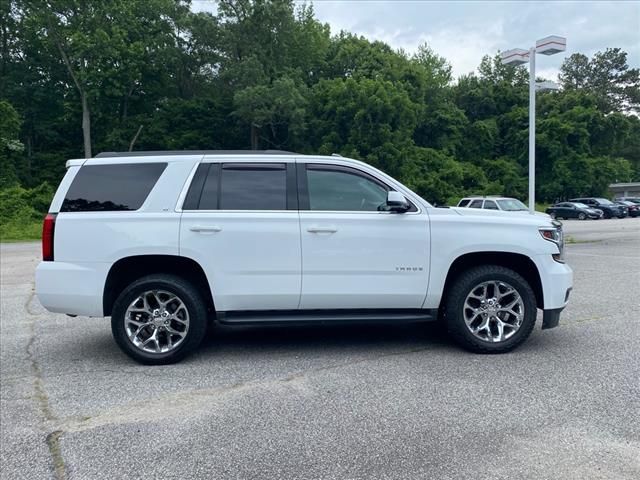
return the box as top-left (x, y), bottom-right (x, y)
top-left (534, 254), bottom-right (573, 311)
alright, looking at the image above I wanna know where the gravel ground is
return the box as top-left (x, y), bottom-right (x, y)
top-left (1, 218), bottom-right (639, 479)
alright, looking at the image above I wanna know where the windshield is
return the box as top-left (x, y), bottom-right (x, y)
top-left (496, 199), bottom-right (528, 211)
top-left (595, 198), bottom-right (614, 205)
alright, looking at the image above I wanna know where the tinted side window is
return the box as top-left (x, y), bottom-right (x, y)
top-left (61, 163), bottom-right (166, 212)
top-left (458, 199), bottom-right (470, 207)
top-left (306, 167), bottom-right (388, 211)
top-left (219, 163), bottom-right (286, 210)
top-left (483, 200), bottom-right (499, 210)
top-left (468, 199), bottom-right (483, 208)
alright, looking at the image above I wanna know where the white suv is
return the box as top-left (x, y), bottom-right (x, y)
top-left (36, 151), bottom-right (573, 364)
top-left (457, 196), bottom-right (529, 212)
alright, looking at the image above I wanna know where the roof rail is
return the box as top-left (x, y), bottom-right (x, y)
top-left (94, 150), bottom-right (299, 158)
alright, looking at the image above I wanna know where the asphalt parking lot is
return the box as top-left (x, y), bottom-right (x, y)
top-left (1, 218), bottom-right (639, 480)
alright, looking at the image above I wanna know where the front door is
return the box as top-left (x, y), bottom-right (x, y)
top-left (298, 163), bottom-right (430, 310)
top-left (180, 160), bottom-right (301, 311)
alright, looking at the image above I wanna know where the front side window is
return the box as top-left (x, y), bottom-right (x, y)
top-left (61, 163), bottom-right (167, 212)
top-left (468, 199), bottom-right (483, 208)
top-left (483, 200), bottom-right (499, 210)
top-left (306, 166), bottom-right (388, 211)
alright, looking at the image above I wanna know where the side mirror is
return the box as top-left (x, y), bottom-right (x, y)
top-left (386, 191), bottom-right (409, 213)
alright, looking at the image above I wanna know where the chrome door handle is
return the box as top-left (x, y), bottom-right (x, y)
top-left (307, 226), bottom-right (338, 233)
top-left (189, 225), bottom-right (222, 233)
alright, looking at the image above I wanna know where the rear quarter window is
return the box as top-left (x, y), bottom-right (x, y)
top-left (61, 163), bottom-right (167, 212)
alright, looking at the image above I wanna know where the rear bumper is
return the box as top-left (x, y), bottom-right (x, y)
top-left (35, 261), bottom-right (107, 317)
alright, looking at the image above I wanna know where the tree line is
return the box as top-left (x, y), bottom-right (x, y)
top-left (1, 0), bottom-right (639, 222)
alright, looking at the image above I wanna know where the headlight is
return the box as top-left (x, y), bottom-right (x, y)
top-left (540, 223), bottom-right (564, 263)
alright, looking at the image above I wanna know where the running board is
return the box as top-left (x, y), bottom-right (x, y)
top-left (217, 309), bottom-right (437, 326)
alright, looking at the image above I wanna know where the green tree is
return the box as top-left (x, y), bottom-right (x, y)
top-left (2, 0), bottom-right (639, 221)
top-left (560, 48), bottom-right (640, 113)
top-left (308, 77), bottom-right (419, 175)
top-left (23, 0), bottom-right (187, 157)
top-left (0, 101), bottom-right (24, 187)
top-left (233, 76), bottom-right (308, 149)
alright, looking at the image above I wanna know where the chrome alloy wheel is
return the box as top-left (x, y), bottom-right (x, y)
top-left (124, 290), bottom-right (190, 354)
top-left (463, 281), bottom-right (524, 343)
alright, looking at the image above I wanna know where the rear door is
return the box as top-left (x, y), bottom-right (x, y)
top-left (297, 162), bottom-right (429, 309)
top-left (179, 158), bottom-right (301, 311)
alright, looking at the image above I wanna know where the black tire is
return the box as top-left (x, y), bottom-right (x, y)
top-left (603, 211), bottom-right (612, 219)
top-left (111, 274), bottom-right (208, 365)
top-left (444, 265), bottom-right (537, 354)
top-left (578, 212), bottom-right (586, 220)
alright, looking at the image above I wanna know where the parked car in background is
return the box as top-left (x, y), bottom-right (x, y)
top-left (568, 198), bottom-right (627, 219)
top-left (545, 202), bottom-right (603, 220)
top-left (457, 196), bottom-right (550, 217)
top-left (614, 200), bottom-right (640, 217)
top-left (615, 197), bottom-right (640, 205)
top-left (457, 196), bottom-right (523, 211)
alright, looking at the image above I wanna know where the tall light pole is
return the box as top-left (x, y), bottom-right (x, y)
top-left (501, 36), bottom-right (566, 214)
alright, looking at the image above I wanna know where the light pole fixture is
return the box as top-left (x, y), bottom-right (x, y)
top-left (501, 35), bottom-right (566, 214)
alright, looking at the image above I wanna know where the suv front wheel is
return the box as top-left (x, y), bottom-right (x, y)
top-left (444, 265), bottom-right (537, 353)
top-left (111, 274), bottom-right (207, 364)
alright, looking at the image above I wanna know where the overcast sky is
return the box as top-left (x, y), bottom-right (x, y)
top-left (193, 0), bottom-right (640, 81)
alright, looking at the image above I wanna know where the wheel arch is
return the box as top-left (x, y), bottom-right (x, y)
top-left (441, 252), bottom-right (544, 310)
top-left (103, 255), bottom-right (214, 317)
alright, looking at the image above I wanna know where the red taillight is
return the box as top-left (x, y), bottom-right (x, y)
top-left (42, 214), bottom-right (56, 261)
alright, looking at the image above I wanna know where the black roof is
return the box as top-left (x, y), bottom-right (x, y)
top-left (94, 150), bottom-right (299, 158)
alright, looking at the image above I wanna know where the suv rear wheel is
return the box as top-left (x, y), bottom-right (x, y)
top-left (444, 265), bottom-right (537, 353)
top-left (111, 274), bottom-right (207, 364)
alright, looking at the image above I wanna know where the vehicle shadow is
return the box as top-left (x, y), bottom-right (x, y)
top-left (197, 320), bottom-right (453, 356)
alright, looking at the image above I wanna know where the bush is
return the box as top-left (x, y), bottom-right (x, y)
top-left (0, 183), bottom-right (54, 241)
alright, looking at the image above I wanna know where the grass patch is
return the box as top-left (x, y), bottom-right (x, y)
top-left (0, 220), bottom-right (42, 242)
top-left (535, 202), bottom-right (550, 213)
top-left (564, 235), bottom-right (601, 245)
